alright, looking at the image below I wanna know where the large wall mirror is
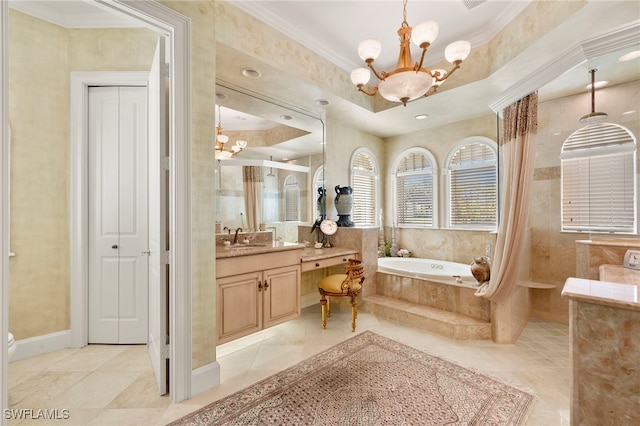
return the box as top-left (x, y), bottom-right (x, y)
top-left (214, 82), bottom-right (325, 243)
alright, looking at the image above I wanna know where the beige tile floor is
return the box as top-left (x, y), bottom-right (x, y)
top-left (7, 306), bottom-right (570, 425)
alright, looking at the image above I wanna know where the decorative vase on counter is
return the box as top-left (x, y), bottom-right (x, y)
top-left (334, 185), bottom-right (354, 227)
top-left (470, 256), bottom-right (491, 287)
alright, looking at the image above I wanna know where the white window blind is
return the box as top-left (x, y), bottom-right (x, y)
top-left (351, 151), bottom-right (377, 226)
top-left (395, 151), bottom-right (436, 227)
top-left (448, 142), bottom-right (497, 229)
top-left (284, 175), bottom-right (300, 222)
top-left (561, 123), bottom-right (637, 233)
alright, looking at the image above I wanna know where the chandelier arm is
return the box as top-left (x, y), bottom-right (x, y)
top-left (439, 60), bottom-right (462, 82)
top-left (356, 84), bottom-right (378, 97)
top-left (423, 86), bottom-right (438, 98)
top-left (367, 62), bottom-right (387, 82)
top-left (414, 44), bottom-right (431, 72)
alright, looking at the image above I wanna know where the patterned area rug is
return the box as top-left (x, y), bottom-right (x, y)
top-left (170, 331), bottom-right (535, 425)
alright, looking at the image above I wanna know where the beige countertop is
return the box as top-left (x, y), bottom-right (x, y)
top-left (562, 275), bottom-right (640, 312)
top-left (575, 238), bottom-right (640, 248)
top-left (216, 241), bottom-right (304, 259)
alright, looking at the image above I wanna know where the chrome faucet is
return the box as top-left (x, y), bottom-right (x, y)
top-left (223, 226), bottom-right (231, 234)
top-left (233, 227), bottom-right (243, 244)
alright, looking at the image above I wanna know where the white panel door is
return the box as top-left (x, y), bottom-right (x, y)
top-left (89, 86), bottom-right (148, 344)
top-left (147, 39), bottom-right (169, 395)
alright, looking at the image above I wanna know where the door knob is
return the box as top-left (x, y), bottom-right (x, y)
top-left (111, 244), bottom-right (118, 249)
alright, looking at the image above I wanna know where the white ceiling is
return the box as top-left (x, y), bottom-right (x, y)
top-left (9, 0), bottom-right (640, 159)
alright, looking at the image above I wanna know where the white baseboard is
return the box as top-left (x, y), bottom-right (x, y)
top-left (191, 361), bottom-right (220, 397)
top-left (11, 330), bottom-right (71, 362)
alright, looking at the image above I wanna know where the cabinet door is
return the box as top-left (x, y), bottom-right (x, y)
top-left (263, 265), bottom-right (301, 329)
top-left (217, 271), bottom-right (262, 344)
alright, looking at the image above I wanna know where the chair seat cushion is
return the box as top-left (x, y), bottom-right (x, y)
top-left (319, 274), bottom-right (362, 294)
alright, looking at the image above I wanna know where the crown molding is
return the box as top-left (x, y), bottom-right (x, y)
top-left (489, 20), bottom-right (640, 113)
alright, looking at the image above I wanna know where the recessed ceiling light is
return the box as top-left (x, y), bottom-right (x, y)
top-left (619, 50), bottom-right (640, 62)
top-left (280, 114), bottom-right (293, 121)
top-left (241, 67), bottom-right (262, 79)
top-left (215, 93), bottom-right (228, 101)
top-left (586, 80), bottom-right (608, 90)
top-left (281, 157), bottom-right (289, 161)
top-left (622, 110), bottom-right (637, 115)
top-left (315, 99), bottom-right (330, 106)
top-left (553, 132), bottom-right (562, 136)
top-left (415, 114), bottom-right (429, 120)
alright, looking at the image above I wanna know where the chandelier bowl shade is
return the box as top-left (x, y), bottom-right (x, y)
top-left (378, 70), bottom-right (433, 104)
top-left (351, 0), bottom-right (471, 106)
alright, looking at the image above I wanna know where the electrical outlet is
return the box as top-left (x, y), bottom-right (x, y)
top-left (623, 250), bottom-right (640, 270)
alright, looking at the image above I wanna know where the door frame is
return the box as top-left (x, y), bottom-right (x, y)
top-left (0, 0), bottom-right (193, 411)
top-left (76, 77), bottom-right (150, 346)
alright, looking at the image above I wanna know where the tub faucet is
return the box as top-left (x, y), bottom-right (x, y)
top-left (233, 227), bottom-right (243, 244)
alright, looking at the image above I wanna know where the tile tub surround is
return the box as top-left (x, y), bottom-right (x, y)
top-left (575, 238), bottom-right (640, 280)
top-left (367, 271), bottom-right (491, 340)
top-left (562, 277), bottom-right (640, 425)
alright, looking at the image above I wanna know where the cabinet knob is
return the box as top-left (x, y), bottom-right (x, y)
top-left (258, 281), bottom-right (262, 291)
top-left (264, 281), bottom-right (269, 289)
top-left (315, 263), bottom-right (320, 267)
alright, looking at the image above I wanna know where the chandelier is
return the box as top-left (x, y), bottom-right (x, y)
top-left (350, 0), bottom-right (471, 106)
top-left (215, 105), bottom-right (248, 160)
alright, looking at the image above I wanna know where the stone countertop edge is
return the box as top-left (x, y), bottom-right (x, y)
top-left (216, 241), bottom-right (304, 259)
top-left (562, 276), bottom-right (640, 312)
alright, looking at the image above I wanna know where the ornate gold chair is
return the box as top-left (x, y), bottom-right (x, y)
top-left (318, 259), bottom-right (365, 332)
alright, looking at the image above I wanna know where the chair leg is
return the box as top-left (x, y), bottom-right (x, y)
top-left (326, 297), bottom-right (331, 318)
top-left (320, 294), bottom-right (327, 329)
top-left (351, 296), bottom-right (358, 332)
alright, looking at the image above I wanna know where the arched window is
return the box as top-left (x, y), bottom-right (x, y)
top-left (561, 122), bottom-right (637, 233)
top-left (445, 137), bottom-right (498, 230)
top-left (392, 148), bottom-right (438, 227)
top-left (350, 148), bottom-right (379, 227)
top-left (312, 165), bottom-right (326, 221)
top-left (283, 175), bottom-right (300, 222)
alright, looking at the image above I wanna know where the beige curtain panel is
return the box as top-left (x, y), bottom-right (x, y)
top-left (243, 166), bottom-right (264, 232)
top-left (476, 92), bottom-right (538, 302)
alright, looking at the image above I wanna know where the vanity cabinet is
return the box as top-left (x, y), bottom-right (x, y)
top-left (216, 249), bottom-right (301, 344)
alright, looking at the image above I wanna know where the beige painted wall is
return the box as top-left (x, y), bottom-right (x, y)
top-left (8, 10), bottom-right (157, 339)
top-left (159, 0), bottom-right (218, 370)
top-left (324, 117), bottom-right (385, 217)
top-left (9, 11), bottom-right (70, 339)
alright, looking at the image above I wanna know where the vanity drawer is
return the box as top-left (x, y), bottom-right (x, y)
top-left (301, 255), bottom-right (351, 272)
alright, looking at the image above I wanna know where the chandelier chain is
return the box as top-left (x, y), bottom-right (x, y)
top-left (402, 0), bottom-right (409, 27)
